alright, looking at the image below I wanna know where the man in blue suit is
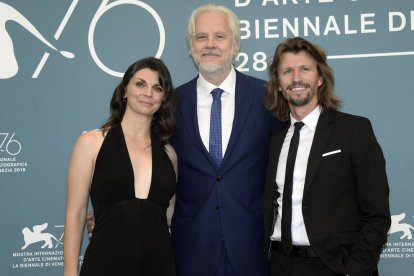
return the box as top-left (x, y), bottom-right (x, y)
top-left (171, 4), bottom-right (280, 276)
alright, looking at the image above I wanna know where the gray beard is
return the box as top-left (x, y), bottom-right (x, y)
top-left (196, 60), bottom-right (233, 78)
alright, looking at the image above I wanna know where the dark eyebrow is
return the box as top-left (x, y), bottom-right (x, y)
top-left (135, 77), bottom-right (147, 82)
top-left (133, 77), bottom-right (161, 87)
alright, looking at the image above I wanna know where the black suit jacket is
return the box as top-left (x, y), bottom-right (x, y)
top-left (264, 109), bottom-right (391, 276)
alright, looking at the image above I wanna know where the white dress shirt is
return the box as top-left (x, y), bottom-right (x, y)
top-left (271, 106), bottom-right (321, 245)
top-left (196, 67), bottom-right (236, 156)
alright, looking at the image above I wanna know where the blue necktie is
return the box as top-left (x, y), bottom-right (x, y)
top-left (209, 88), bottom-right (224, 167)
top-left (281, 121), bottom-right (305, 255)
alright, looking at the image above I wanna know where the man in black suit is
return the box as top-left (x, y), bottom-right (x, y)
top-left (263, 37), bottom-right (391, 276)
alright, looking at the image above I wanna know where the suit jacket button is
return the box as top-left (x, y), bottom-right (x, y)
top-left (216, 206), bottom-right (220, 211)
top-left (216, 175), bottom-right (223, 182)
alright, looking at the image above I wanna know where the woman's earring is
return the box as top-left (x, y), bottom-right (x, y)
top-left (123, 97), bottom-right (127, 102)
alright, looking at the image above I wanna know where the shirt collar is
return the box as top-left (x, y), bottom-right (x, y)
top-left (197, 67), bottom-right (236, 97)
top-left (289, 105), bottom-right (321, 132)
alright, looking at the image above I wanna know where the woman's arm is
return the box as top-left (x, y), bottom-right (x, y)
top-left (63, 130), bottom-right (101, 276)
top-left (165, 144), bottom-right (177, 227)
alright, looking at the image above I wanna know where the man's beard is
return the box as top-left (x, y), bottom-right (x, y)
top-left (194, 54), bottom-right (233, 76)
top-left (199, 63), bottom-right (224, 75)
top-left (282, 85), bottom-right (317, 107)
top-left (285, 91), bottom-right (312, 106)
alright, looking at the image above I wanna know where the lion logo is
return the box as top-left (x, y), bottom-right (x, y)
top-left (388, 213), bottom-right (414, 240)
top-left (21, 222), bottom-right (59, 250)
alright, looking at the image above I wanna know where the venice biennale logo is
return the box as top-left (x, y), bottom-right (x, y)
top-left (20, 223), bottom-right (63, 250)
top-left (388, 213), bottom-right (414, 240)
top-left (12, 222), bottom-right (66, 269)
top-left (0, 0), bottom-right (165, 79)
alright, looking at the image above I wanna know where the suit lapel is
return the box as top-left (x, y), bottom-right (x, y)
top-left (268, 124), bottom-right (290, 185)
top-left (303, 110), bottom-right (336, 196)
top-left (264, 123), bottom-right (289, 236)
top-left (222, 71), bottom-right (256, 165)
top-left (179, 77), bottom-right (212, 160)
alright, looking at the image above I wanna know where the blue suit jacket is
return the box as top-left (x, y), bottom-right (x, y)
top-left (171, 70), bottom-right (280, 276)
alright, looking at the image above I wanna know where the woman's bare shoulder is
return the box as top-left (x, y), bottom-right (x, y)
top-left (74, 129), bottom-right (105, 152)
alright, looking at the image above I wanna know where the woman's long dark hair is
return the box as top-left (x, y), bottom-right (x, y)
top-left (102, 57), bottom-right (176, 145)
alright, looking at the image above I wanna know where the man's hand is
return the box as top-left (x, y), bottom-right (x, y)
top-left (86, 211), bottom-right (95, 239)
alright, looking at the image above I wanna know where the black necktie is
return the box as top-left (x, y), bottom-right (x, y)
top-left (281, 121), bottom-right (305, 255)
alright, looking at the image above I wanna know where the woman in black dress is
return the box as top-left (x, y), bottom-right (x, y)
top-left (64, 57), bottom-right (177, 276)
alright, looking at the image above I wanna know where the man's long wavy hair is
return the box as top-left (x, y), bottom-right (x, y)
top-left (265, 37), bottom-right (341, 122)
top-left (102, 57), bottom-right (176, 145)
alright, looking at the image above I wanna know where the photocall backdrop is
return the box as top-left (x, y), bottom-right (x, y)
top-left (1, 0), bottom-right (413, 275)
